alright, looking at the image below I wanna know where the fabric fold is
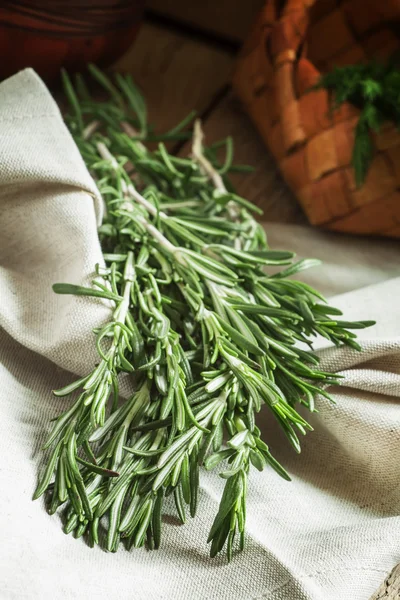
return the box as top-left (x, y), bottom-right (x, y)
top-left (0, 68), bottom-right (103, 223)
top-left (0, 69), bottom-right (109, 377)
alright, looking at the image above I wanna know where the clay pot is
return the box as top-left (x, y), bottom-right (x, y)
top-left (0, 1), bottom-right (144, 82)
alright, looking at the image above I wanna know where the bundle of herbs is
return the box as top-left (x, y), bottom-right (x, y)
top-left (34, 66), bottom-right (374, 560)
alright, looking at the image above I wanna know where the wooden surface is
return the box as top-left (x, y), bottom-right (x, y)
top-left (146, 0), bottom-right (265, 42)
top-left (112, 11), bottom-right (301, 224)
top-left (114, 22), bottom-right (233, 134)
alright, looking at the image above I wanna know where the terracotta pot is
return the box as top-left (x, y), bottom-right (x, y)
top-left (233, 0), bottom-right (400, 238)
top-left (0, 1), bottom-right (144, 82)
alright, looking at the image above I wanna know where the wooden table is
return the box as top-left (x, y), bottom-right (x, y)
top-left (113, 3), bottom-right (305, 225)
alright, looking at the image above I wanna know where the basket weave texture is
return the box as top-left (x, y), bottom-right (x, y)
top-left (233, 0), bottom-right (400, 237)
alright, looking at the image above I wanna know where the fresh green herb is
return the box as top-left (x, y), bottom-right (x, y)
top-left (34, 65), bottom-right (374, 560)
top-left (315, 53), bottom-right (400, 186)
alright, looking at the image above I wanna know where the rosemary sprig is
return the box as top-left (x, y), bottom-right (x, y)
top-left (34, 66), bottom-right (374, 559)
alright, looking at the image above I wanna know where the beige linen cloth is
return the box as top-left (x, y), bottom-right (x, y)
top-left (0, 69), bottom-right (399, 600)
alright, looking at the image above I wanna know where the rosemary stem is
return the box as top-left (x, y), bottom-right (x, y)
top-left (126, 182), bottom-right (168, 220)
top-left (83, 120), bottom-right (100, 140)
top-left (192, 120), bottom-right (226, 194)
top-left (191, 120), bottom-right (240, 234)
top-left (136, 214), bottom-right (179, 256)
top-left (97, 141), bottom-right (174, 258)
top-left (120, 121), bottom-right (148, 154)
top-left (97, 141), bottom-right (118, 169)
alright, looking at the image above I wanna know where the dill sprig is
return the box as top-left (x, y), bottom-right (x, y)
top-left (34, 65), bottom-right (374, 560)
top-left (315, 53), bottom-right (400, 186)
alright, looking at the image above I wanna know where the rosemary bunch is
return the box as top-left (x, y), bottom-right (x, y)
top-left (34, 65), bottom-right (374, 559)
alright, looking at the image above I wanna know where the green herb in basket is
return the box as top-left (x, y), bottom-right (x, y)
top-left (315, 53), bottom-right (400, 186)
top-left (34, 65), bottom-right (374, 560)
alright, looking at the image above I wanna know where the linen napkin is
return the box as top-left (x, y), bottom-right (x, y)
top-left (0, 69), bottom-right (400, 600)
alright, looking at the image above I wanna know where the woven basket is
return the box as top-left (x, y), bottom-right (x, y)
top-left (233, 0), bottom-right (400, 237)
